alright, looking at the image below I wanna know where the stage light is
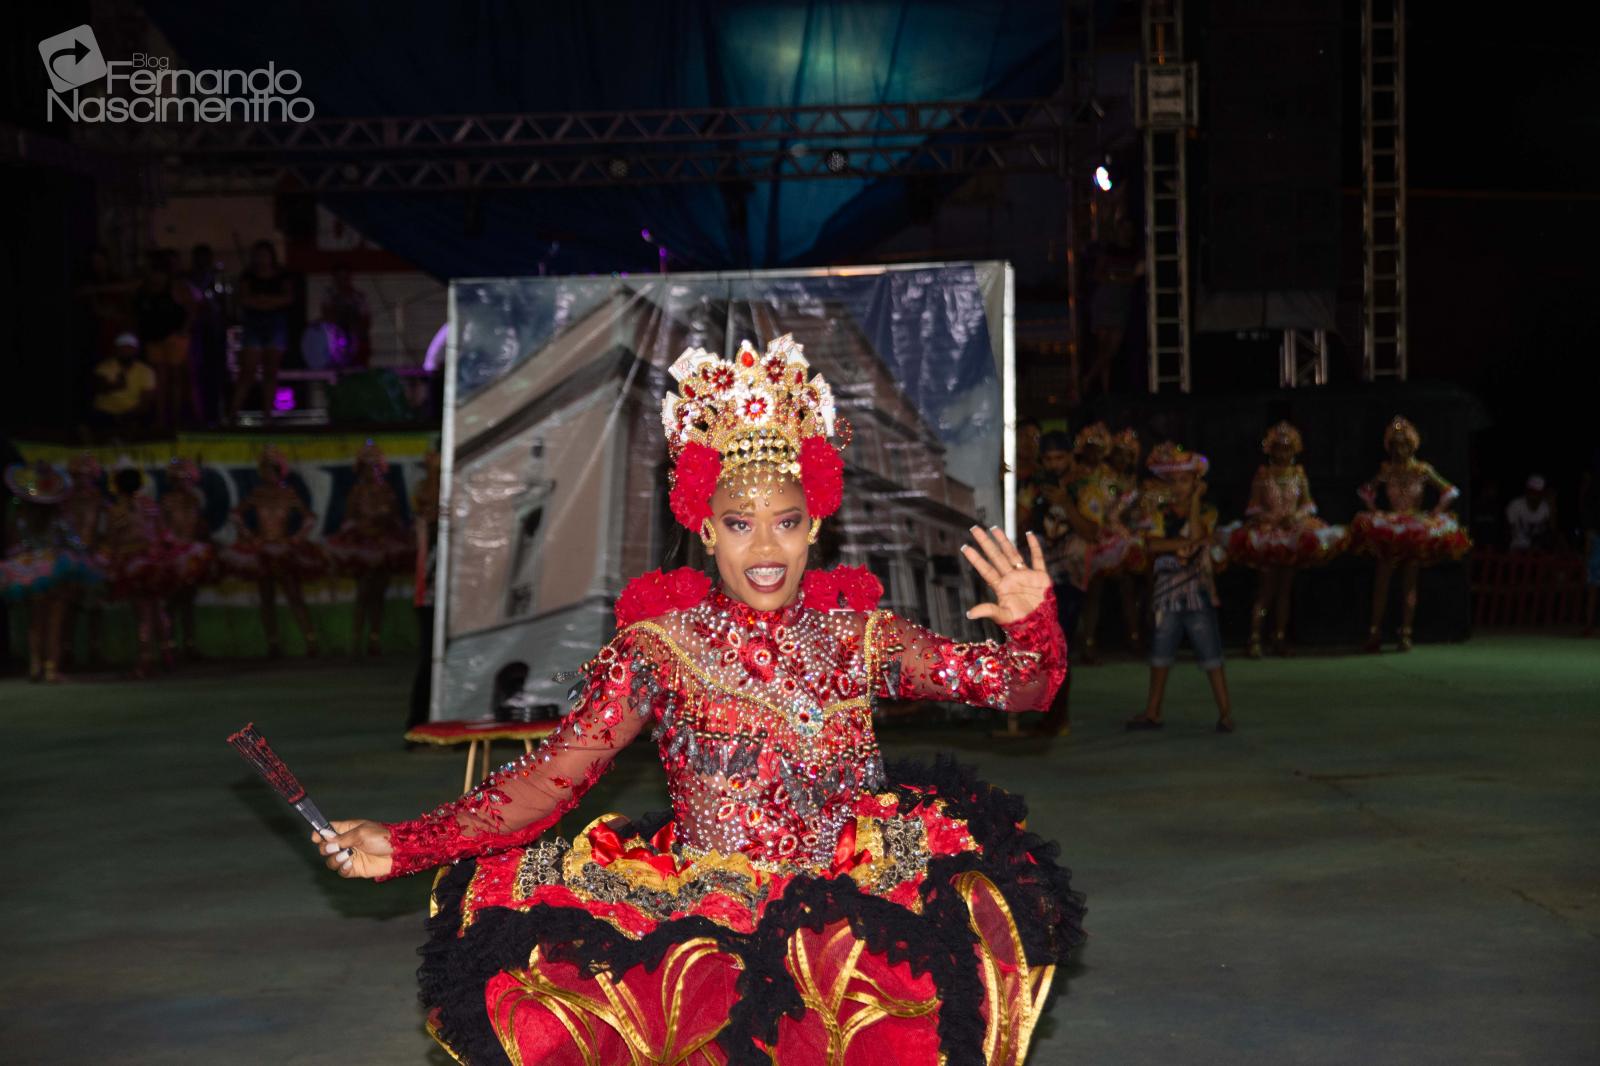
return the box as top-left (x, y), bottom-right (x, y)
top-left (423, 323), bottom-right (448, 373)
top-left (1093, 165), bottom-right (1113, 192)
top-left (607, 157), bottom-right (629, 179)
top-left (640, 228), bottom-right (653, 243)
top-left (824, 149), bottom-right (849, 173)
top-left (273, 387), bottom-right (296, 412)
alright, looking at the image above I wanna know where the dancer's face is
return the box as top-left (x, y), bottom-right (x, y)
top-left (1391, 438), bottom-right (1416, 461)
top-left (1079, 442), bottom-right (1107, 467)
top-left (707, 478), bottom-right (810, 612)
top-left (1269, 442), bottom-right (1295, 466)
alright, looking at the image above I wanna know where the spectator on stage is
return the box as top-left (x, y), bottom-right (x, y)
top-left (134, 251), bottom-right (196, 431)
top-left (1506, 475), bottom-right (1563, 552)
top-left (232, 240), bottom-right (295, 421)
top-left (90, 333), bottom-right (157, 439)
top-left (320, 265), bottom-right (373, 368)
top-left (186, 244), bottom-right (229, 427)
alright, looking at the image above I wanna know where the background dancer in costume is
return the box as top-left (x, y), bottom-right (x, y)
top-left (2, 462), bottom-right (92, 682)
top-left (1101, 426), bottom-right (1149, 652)
top-left (223, 446), bottom-right (321, 658)
top-left (1070, 422), bottom-right (1116, 663)
top-left (60, 453), bottom-right (111, 670)
top-left (160, 457), bottom-right (217, 660)
top-left (1127, 443), bottom-right (1235, 733)
top-left (1229, 422), bottom-right (1350, 657)
top-left (311, 336), bottom-right (1082, 1066)
top-left (325, 440), bottom-right (410, 657)
top-left (1352, 417), bottom-right (1469, 652)
top-left (104, 464), bottom-right (173, 678)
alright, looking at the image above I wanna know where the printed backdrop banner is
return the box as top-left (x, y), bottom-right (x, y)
top-left (439, 263), bottom-right (1013, 721)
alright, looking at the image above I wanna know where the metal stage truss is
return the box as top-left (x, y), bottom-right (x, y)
top-left (1136, 0), bottom-right (1197, 394)
top-left (1362, 0), bottom-right (1408, 382)
top-left (84, 99), bottom-right (1069, 194)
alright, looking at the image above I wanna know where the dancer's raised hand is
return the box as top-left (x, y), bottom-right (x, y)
top-left (960, 526), bottom-right (1051, 626)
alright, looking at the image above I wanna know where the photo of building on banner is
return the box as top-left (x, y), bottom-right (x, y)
top-left (436, 263), bottom-right (1013, 722)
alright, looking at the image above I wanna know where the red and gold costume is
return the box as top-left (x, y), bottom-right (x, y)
top-left (1226, 423), bottom-right (1349, 569)
top-left (325, 440), bottom-right (411, 574)
top-left (220, 447), bottom-right (326, 580)
top-left (160, 458), bottom-right (218, 589)
top-left (1350, 418), bottom-right (1469, 564)
top-left (384, 338), bottom-right (1082, 1066)
top-left (104, 469), bottom-right (176, 599)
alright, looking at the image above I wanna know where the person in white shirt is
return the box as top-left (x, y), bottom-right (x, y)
top-left (1505, 475), bottom-right (1559, 551)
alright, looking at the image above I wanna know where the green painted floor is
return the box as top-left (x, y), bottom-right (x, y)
top-left (1, 636), bottom-right (1596, 1064)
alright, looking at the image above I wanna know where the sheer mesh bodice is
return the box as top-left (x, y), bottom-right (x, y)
top-left (383, 588), bottom-right (1065, 878)
top-left (1361, 460), bottom-right (1458, 514)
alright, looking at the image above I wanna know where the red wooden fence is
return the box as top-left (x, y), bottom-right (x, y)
top-left (1470, 549), bottom-right (1587, 627)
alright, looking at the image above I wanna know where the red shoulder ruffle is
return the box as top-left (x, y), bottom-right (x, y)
top-left (614, 567), bottom-right (712, 627)
top-left (800, 564), bottom-right (884, 613)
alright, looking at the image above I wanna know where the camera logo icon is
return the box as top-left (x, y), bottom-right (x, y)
top-left (39, 25), bottom-right (108, 93)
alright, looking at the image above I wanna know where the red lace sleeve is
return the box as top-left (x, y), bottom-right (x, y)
top-left (871, 591), bottom-right (1067, 713)
top-left (379, 629), bottom-right (657, 879)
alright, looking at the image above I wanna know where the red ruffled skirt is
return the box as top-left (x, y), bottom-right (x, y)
top-left (220, 538), bottom-right (328, 580)
top-left (418, 760), bottom-right (1083, 1066)
top-left (324, 528), bottom-right (412, 575)
top-left (1086, 530), bottom-right (1147, 579)
top-left (165, 540), bottom-right (219, 589)
top-left (109, 544), bottom-right (181, 599)
top-left (1225, 520), bottom-right (1350, 569)
top-left (1349, 511), bottom-right (1470, 564)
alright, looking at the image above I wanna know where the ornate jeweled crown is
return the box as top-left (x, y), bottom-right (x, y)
top-left (1074, 421), bottom-right (1112, 452)
top-left (660, 335), bottom-right (847, 533)
top-left (1262, 421), bottom-right (1303, 455)
top-left (1146, 441), bottom-right (1209, 478)
top-left (1383, 415), bottom-right (1420, 451)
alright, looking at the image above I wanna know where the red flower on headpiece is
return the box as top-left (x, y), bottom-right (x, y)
top-left (669, 441), bottom-right (722, 531)
top-left (798, 435), bottom-right (843, 519)
top-left (615, 567), bottom-right (712, 627)
top-left (801, 565), bottom-right (884, 613)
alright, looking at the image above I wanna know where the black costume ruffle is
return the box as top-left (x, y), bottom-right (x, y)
top-left (416, 757), bottom-right (1086, 1066)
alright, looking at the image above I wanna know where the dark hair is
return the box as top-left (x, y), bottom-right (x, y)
top-left (1039, 431), bottom-right (1072, 454)
top-left (113, 469), bottom-right (142, 495)
top-left (250, 240), bottom-right (279, 269)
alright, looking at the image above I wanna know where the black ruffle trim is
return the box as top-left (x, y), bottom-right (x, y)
top-left (416, 757), bottom-right (1085, 1066)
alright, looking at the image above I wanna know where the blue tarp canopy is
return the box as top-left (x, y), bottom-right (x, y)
top-left (145, 0), bottom-right (1072, 276)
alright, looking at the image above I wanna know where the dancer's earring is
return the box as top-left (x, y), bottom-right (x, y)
top-left (700, 518), bottom-right (717, 554)
top-left (807, 517), bottom-right (821, 545)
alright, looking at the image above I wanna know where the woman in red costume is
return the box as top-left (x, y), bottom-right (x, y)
top-left (316, 336), bottom-right (1082, 1066)
top-left (1226, 422), bottom-right (1349, 657)
top-left (160, 457), bottom-right (217, 660)
top-left (324, 439), bottom-right (411, 656)
top-left (60, 453), bottom-right (112, 669)
top-left (104, 463), bottom-right (174, 677)
top-left (3, 461), bottom-right (98, 682)
top-left (221, 446), bottom-right (323, 658)
top-left (1351, 416), bottom-right (1469, 652)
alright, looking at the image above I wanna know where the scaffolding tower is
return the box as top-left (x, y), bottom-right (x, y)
top-left (1136, 0), bottom-right (1197, 393)
top-left (1362, 0), bottom-right (1407, 381)
top-left (1279, 329), bottom-right (1330, 388)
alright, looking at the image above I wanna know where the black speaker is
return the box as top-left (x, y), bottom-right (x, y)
top-left (1197, 0), bottom-right (1342, 323)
